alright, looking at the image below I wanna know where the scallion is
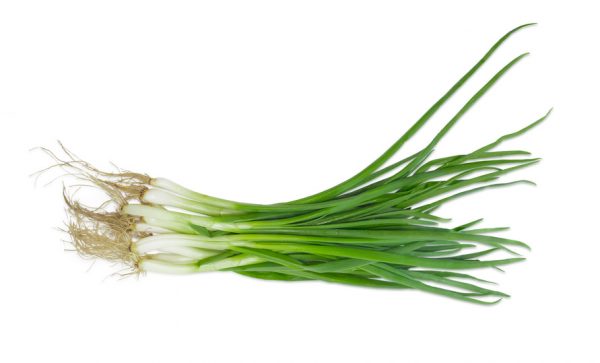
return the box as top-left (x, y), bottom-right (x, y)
top-left (43, 24), bottom-right (549, 304)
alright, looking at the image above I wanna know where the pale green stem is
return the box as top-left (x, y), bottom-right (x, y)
top-left (142, 188), bottom-right (242, 216)
top-left (139, 254), bottom-right (265, 274)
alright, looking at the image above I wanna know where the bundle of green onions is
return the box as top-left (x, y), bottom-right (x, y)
top-left (47, 24), bottom-right (548, 304)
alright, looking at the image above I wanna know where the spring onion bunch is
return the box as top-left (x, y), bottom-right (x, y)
top-left (45, 24), bottom-right (548, 304)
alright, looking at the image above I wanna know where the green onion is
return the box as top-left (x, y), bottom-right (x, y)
top-left (46, 24), bottom-right (549, 304)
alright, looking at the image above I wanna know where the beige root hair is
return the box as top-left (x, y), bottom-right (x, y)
top-left (35, 143), bottom-right (153, 269)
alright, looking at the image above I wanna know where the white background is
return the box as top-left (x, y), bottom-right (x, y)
top-left (1, 1), bottom-right (598, 362)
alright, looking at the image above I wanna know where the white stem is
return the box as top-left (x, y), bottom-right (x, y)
top-left (143, 189), bottom-right (226, 216)
top-left (139, 259), bottom-right (198, 274)
top-left (139, 254), bottom-right (263, 274)
top-left (139, 251), bottom-right (264, 274)
top-left (147, 253), bottom-right (198, 264)
top-left (154, 246), bottom-right (220, 260)
top-left (134, 234), bottom-right (230, 254)
top-left (134, 223), bottom-right (172, 234)
top-left (197, 255), bottom-right (264, 272)
top-left (151, 177), bottom-right (236, 209)
top-left (123, 204), bottom-right (247, 231)
top-left (143, 217), bottom-right (197, 234)
top-left (124, 204), bottom-right (186, 222)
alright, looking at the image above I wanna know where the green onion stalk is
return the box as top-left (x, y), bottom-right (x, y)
top-left (47, 24), bottom-right (549, 304)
